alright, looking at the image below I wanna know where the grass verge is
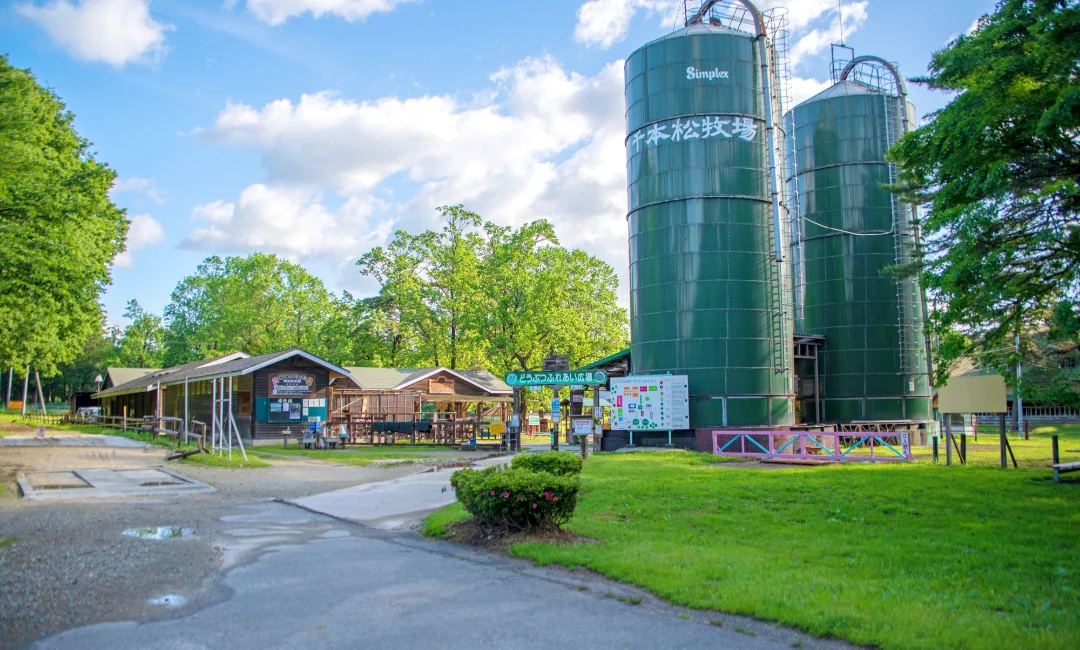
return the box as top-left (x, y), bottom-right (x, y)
top-left (180, 451), bottom-right (270, 469)
top-left (0, 536), bottom-right (19, 547)
top-left (249, 445), bottom-right (451, 466)
top-left (422, 501), bottom-right (470, 538)
top-left (458, 451), bottom-right (1078, 650)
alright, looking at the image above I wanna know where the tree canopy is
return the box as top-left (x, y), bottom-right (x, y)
top-left (357, 206), bottom-right (628, 375)
top-left (0, 55), bottom-right (127, 375)
top-left (162, 253), bottom-right (337, 366)
top-left (889, 0), bottom-right (1079, 399)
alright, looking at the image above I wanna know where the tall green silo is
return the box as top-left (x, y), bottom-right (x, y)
top-left (784, 55), bottom-right (933, 423)
top-left (626, 0), bottom-right (794, 431)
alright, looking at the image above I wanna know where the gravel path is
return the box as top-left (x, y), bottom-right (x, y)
top-left (0, 435), bottom-right (422, 649)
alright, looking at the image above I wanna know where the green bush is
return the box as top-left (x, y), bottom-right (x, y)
top-left (450, 466), bottom-right (579, 530)
top-left (511, 451), bottom-right (583, 476)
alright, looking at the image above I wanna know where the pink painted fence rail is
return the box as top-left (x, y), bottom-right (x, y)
top-left (712, 430), bottom-right (914, 463)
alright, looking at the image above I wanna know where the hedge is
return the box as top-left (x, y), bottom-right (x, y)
top-left (450, 465), bottom-right (579, 530)
top-left (510, 451), bottom-right (583, 476)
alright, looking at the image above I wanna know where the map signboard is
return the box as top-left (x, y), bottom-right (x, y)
top-left (609, 375), bottom-right (689, 431)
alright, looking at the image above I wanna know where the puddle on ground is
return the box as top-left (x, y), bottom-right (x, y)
top-left (123, 526), bottom-right (194, 540)
top-left (148, 594), bottom-right (188, 608)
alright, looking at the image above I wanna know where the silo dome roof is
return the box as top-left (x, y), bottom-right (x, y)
top-left (797, 80), bottom-right (888, 107)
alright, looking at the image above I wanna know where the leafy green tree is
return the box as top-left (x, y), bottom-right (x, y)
top-left (117, 300), bottom-right (164, 368)
top-left (0, 56), bottom-right (127, 375)
top-left (37, 328), bottom-right (119, 401)
top-left (357, 206), bottom-right (487, 369)
top-left (318, 293), bottom-right (405, 367)
top-left (162, 253), bottom-right (336, 364)
top-left (890, 1), bottom-right (1080, 380)
top-left (357, 205), bottom-right (628, 375)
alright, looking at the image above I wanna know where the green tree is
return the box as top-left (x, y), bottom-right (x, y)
top-left (117, 300), bottom-right (163, 368)
top-left (162, 253), bottom-right (336, 364)
top-left (38, 327), bottom-right (120, 402)
top-left (889, 1), bottom-right (1080, 375)
top-left (357, 205), bottom-right (629, 375)
top-left (357, 206), bottom-right (486, 369)
top-left (0, 56), bottom-right (127, 375)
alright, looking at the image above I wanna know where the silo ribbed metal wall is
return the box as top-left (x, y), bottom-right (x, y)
top-left (785, 90), bottom-right (932, 422)
top-left (626, 28), bottom-right (793, 428)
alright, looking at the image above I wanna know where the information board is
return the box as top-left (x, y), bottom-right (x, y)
top-left (609, 375), bottom-right (689, 431)
top-left (269, 372), bottom-right (315, 398)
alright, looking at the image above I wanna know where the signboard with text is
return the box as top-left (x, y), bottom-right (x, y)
top-left (269, 372), bottom-right (315, 398)
top-left (505, 370), bottom-right (607, 386)
top-left (609, 375), bottom-right (690, 431)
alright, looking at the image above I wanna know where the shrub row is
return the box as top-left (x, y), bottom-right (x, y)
top-left (510, 451), bottom-right (583, 476)
top-left (450, 465), bottom-right (579, 530)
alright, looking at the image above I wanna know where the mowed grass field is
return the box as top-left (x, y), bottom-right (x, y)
top-left (429, 436), bottom-right (1080, 649)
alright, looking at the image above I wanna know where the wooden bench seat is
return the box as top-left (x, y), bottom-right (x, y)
top-left (1053, 461), bottom-right (1080, 482)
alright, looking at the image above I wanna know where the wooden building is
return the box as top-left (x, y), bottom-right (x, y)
top-left (330, 367), bottom-right (512, 444)
top-left (93, 350), bottom-right (350, 444)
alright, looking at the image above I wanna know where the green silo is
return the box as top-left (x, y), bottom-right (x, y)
top-left (784, 56), bottom-right (933, 423)
top-left (626, 0), bottom-right (794, 430)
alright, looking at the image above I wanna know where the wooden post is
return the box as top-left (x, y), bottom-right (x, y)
top-left (35, 369), bottom-right (46, 416)
top-left (999, 412), bottom-right (1007, 468)
top-left (945, 417), bottom-right (952, 466)
top-left (960, 433), bottom-right (966, 465)
top-left (5, 367), bottom-right (12, 408)
top-left (123, 405), bottom-right (127, 431)
top-left (933, 435), bottom-right (938, 463)
top-left (21, 365), bottom-right (30, 417)
top-left (1052, 435), bottom-right (1060, 483)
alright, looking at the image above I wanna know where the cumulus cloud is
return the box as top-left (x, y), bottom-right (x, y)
top-left (17, 0), bottom-right (172, 66)
top-left (239, 0), bottom-right (418, 26)
top-left (788, 1), bottom-right (868, 68)
top-left (574, 0), bottom-right (677, 49)
top-left (190, 56), bottom-right (630, 296)
top-left (114, 213), bottom-right (166, 268)
top-left (111, 176), bottom-right (167, 204)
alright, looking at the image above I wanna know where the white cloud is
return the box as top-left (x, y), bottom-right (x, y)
top-left (184, 185), bottom-right (391, 260)
top-left (240, 0), bottom-right (417, 26)
top-left (787, 75), bottom-right (831, 106)
top-left (17, 0), bottom-right (172, 66)
top-left (788, 2), bottom-right (868, 68)
top-left (574, 0), bottom-right (677, 49)
top-left (111, 176), bottom-right (167, 204)
top-left (115, 213), bottom-right (166, 268)
top-left (191, 56), bottom-right (631, 297)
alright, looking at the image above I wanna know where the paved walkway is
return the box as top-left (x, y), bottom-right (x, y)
top-left (291, 456), bottom-right (508, 529)
top-left (33, 508), bottom-right (805, 650)
top-left (0, 433), bottom-right (147, 448)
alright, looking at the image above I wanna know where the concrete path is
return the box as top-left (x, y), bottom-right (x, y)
top-left (33, 517), bottom-right (802, 650)
top-left (291, 456), bottom-right (508, 529)
top-left (0, 433), bottom-right (148, 448)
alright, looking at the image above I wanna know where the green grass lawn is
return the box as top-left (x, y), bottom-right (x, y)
top-left (914, 423), bottom-right (1080, 468)
top-left (181, 451), bottom-right (270, 469)
top-left (249, 445), bottom-right (453, 466)
top-left (429, 450), bottom-right (1080, 649)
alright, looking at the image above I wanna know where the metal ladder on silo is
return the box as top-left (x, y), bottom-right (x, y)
top-left (883, 93), bottom-right (921, 412)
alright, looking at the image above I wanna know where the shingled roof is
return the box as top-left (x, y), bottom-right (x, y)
top-left (94, 350), bottom-right (349, 398)
top-left (343, 366), bottom-right (511, 394)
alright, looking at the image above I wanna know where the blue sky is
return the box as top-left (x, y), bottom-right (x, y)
top-left (2, 0), bottom-right (996, 327)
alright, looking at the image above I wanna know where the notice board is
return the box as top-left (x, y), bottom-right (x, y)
top-left (937, 374), bottom-right (1007, 413)
top-left (609, 375), bottom-right (690, 431)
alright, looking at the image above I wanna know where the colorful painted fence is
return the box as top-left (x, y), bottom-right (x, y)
top-left (712, 431), bottom-right (914, 463)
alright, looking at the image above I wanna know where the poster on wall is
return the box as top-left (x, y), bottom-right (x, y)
top-left (269, 398), bottom-right (305, 423)
top-left (609, 375), bottom-right (690, 431)
top-left (269, 372), bottom-right (315, 398)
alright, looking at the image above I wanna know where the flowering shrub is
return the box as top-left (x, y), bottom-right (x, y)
top-left (450, 465), bottom-right (579, 530)
top-left (510, 451), bottom-right (584, 476)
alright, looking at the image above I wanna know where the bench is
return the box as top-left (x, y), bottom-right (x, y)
top-left (1053, 461), bottom-right (1080, 483)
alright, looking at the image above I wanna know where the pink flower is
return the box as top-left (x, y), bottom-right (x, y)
top-left (489, 490), bottom-right (495, 496)
top-left (553, 496), bottom-right (559, 502)
top-left (532, 503), bottom-right (538, 509)
top-left (502, 491), bottom-right (510, 499)
top-left (543, 491), bottom-right (553, 500)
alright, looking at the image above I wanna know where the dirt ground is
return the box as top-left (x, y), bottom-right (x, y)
top-left (0, 421), bottom-right (423, 649)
